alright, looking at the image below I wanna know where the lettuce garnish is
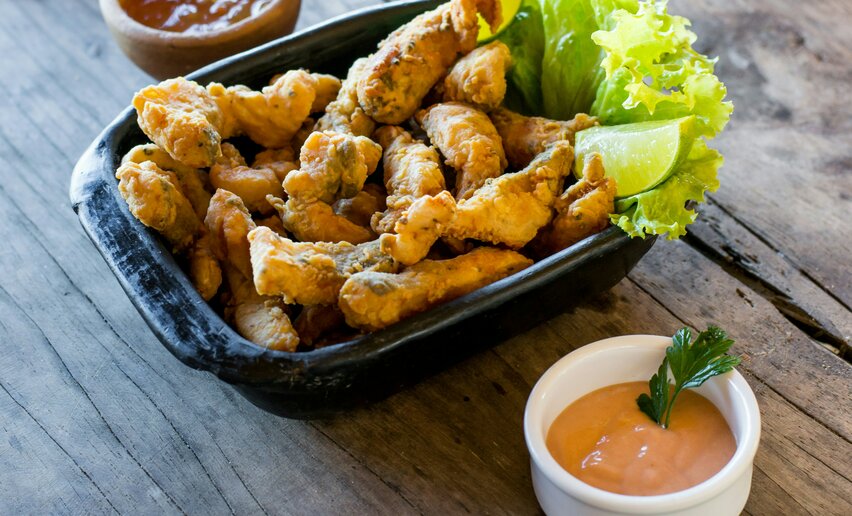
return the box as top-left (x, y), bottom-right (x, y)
top-left (498, 0), bottom-right (732, 239)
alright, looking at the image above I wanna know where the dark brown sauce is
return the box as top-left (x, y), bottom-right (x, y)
top-left (120, 0), bottom-right (274, 34)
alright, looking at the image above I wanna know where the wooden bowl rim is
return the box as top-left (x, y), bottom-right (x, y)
top-left (99, 0), bottom-right (299, 47)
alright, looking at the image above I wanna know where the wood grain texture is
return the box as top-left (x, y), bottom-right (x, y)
top-left (0, 0), bottom-right (849, 513)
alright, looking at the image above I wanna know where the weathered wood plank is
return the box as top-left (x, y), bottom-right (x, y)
top-left (681, 0), bottom-right (852, 311)
top-left (686, 200), bottom-right (851, 357)
top-left (628, 240), bottom-right (852, 440)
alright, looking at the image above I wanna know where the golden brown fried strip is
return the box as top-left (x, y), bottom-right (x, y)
top-left (268, 195), bottom-right (375, 244)
top-left (357, 0), bottom-right (502, 124)
top-left (224, 266), bottom-right (299, 351)
top-left (116, 160), bottom-right (202, 252)
top-left (283, 131), bottom-right (382, 203)
top-left (529, 153), bottom-right (616, 257)
top-left (204, 189), bottom-right (256, 280)
top-left (293, 304), bottom-right (347, 347)
top-left (416, 102), bottom-right (507, 200)
top-left (251, 147), bottom-right (298, 183)
top-left (490, 107), bottom-right (599, 169)
top-left (248, 226), bottom-right (396, 305)
top-left (315, 58), bottom-right (376, 137)
top-left (445, 141), bottom-right (573, 248)
top-left (209, 143), bottom-right (284, 214)
top-left (435, 40), bottom-right (512, 112)
top-left (207, 70), bottom-right (323, 148)
top-left (121, 143), bottom-right (212, 219)
top-left (371, 126), bottom-right (446, 233)
top-left (333, 183), bottom-right (387, 227)
top-left (339, 247), bottom-right (532, 331)
top-left (186, 233), bottom-right (223, 301)
top-left (133, 78), bottom-right (225, 168)
top-left (379, 191), bottom-right (456, 265)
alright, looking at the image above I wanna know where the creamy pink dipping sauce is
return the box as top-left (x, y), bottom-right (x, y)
top-left (120, 0), bottom-right (275, 34)
top-left (546, 381), bottom-right (737, 496)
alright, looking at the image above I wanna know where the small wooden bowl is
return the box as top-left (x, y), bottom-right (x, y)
top-left (99, 0), bottom-right (302, 79)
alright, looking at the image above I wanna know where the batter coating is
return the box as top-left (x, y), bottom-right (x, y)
top-left (339, 247), bottom-right (532, 331)
top-left (357, 0), bottom-right (502, 124)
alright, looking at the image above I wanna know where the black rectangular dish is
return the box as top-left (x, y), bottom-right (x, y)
top-left (70, 0), bottom-right (656, 418)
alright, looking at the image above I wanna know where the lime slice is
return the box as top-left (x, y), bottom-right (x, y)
top-left (574, 116), bottom-right (696, 198)
top-left (478, 0), bottom-right (521, 42)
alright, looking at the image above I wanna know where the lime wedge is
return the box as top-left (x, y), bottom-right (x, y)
top-left (478, 0), bottom-right (521, 42)
top-left (574, 116), bottom-right (696, 198)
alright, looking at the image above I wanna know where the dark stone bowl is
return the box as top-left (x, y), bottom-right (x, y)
top-left (70, 0), bottom-right (655, 418)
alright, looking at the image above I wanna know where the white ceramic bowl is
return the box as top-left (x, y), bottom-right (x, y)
top-left (524, 335), bottom-right (761, 516)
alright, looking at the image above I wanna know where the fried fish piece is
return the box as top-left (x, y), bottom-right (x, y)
top-left (417, 102), bottom-right (507, 200)
top-left (268, 195), bottom-right (375, 244)
top-left (379, 191), bottom-right (457, 265)
top-left (248, 226), bottom-right (396, 305)
top-left (252, 147), bottom-right (299, 182)
top-left (529, 153), bottom-right (616, 257)
top-left (283, 130), bottom-right (383, 203)
top-left (293, 304), bottom-right (347, 347)
top-left (223, 265), bottom-right (299, 351)
top-left (435, 40), bottom-right (512, 112)
top-left (357, 0), bottom-right (503, 124)
top-left (339, 247), bottom-right (532, 331)
top-left (333, 183), bottom-right (387, 227)
top-left (204, 189), bottom-right (256, 280)
top-left (371, 126), bottom-right (446, 233)
top-left (445, 141), bottom-right (573, 248)
top-left (315, 58), bottom-right (376, 137)
top-left (133, 77), bottom-right (226, 168)
top-left (209, 143), bottom-right (284, 214)
top-left (187, 233), bottom-right (223, 301)
top-left (207, 70), bottom-right (322, 148)
top-left (121, 143), bottom-right (212, 219)
top-left (116, 160), bottom-right (202, 252)
top-left (490, 107), bottom-right (599, 169)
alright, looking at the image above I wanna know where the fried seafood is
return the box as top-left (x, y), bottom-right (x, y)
top-left (248, 226), bottom-right (397, 305)
top-left (339, 247), bottom-right (532, 331)
top-left (204, 189), bottom-right (256, 280)
top-left (207, 70), bottom-right (330, 148)
top-left (121, 143), bottom-right (211, 218)
top-left (490, 108), bottom-right (599, 169)
top-left (283, 131), bottom-right (383, 203)
top-left (530, 153), bottom-right (616, 257)
top-left (416, 102), bottom-right (507, 200)
top-left (293, 304), bottom-right (347, 347)
top-left (116, 159), bottom-right (202, 251)
top-left (371, 126), bottom-right (446, 233)
top-left (445, 141), bottom-right (573, 248)
top-left (357, 0), bottom-right (503, 124)
top-left (379, 191), bottom-right (457, 265)
top-left (133, 77), bottom-right (226, 168)
top-left (209, 143), bottom-right (284, 214)
top-left (187, 233), bottom-right (223, 301)
top-left (315, 58), bottom-right (376, 137)
top-left (224, 266), bottom-right (299, 351)
top-left (435, 40), bottom-right (512, 112)
top-left (333, 183), bottom-right (387, 227)
top-left (252, 147), bottom-right (298, 182)
top-left (269, 195), bottom-right (375, 244)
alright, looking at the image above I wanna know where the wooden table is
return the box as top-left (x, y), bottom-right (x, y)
top-left (1, 0), bottom-right (849, 513)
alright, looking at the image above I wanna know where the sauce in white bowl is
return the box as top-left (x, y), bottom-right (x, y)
top-left (524, 335), bottom-right (760, 516)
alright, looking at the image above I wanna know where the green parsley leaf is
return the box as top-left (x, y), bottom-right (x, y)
top-left (637, 326), bottom-right (741, 428)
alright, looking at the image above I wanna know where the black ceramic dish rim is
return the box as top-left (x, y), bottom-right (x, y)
top-left (70, 0), bottom-right (654, 387)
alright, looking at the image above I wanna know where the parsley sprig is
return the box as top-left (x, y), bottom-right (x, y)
top-left (637, 326), bottom-right (741, 429)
